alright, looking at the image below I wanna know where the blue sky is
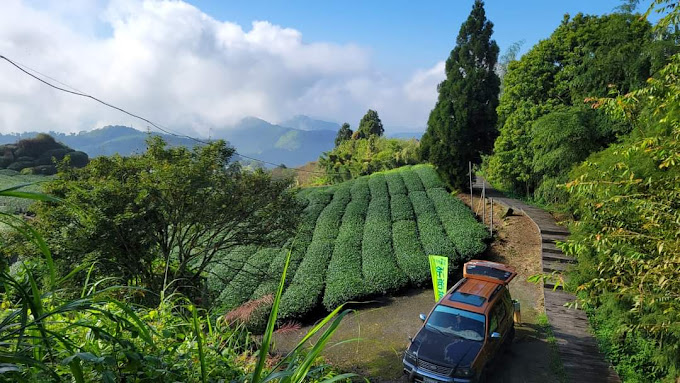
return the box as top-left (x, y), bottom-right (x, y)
top-left (187, 0), bottom-right (650, 79)
top-left (2, 0), bottom-right (656, 133)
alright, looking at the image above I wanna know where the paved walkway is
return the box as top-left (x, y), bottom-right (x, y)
top-left (473, 177), bottom-right (620, 383)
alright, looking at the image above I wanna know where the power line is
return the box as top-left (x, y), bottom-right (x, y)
top-left (0, 54), bottom-right (332, 176)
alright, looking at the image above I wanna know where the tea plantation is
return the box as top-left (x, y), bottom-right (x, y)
top-left (207, 164), bottom-right (489, 319)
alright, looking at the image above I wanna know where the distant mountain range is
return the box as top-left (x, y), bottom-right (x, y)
top-left (0, 116), bottom-right (340, 168)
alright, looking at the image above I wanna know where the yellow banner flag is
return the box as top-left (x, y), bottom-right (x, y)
top-left (429, 255), bottom-right (448, 302)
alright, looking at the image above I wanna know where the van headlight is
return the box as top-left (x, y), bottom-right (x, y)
top-left (455, 367), bottom-right (474, 377)
top-left (403, 350), bottom-right (417, 365)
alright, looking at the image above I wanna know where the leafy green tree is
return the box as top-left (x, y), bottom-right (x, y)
top-left (355, 110), bottom-right (384, 139)
top-left (485, 12), bottom-right (668, 195)
top-left (334, 123), bottom-right (353, 147)
top-left (31, 137), bottom-right (303, 300)
top-left (420, 0), bottom-right (500, 189)
top-left (319, 137), bottom-right (419, 183)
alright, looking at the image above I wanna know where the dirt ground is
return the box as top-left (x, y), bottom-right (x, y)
top-left (273, 196), bottom-right (557, 382)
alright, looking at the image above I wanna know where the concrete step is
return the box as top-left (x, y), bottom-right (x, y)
top-left (542, 233), bottom-right (568, 244)
top-left (543, 252), bottom-right (576, 264)
top-left (541, 228), bottom-right (570, 236)
top-left (543, 260), bottom-right (571, 273)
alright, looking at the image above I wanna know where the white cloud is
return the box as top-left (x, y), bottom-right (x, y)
top-left (0, 0), bottom-right (444, 135)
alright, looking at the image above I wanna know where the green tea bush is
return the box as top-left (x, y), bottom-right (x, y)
top-left (206, 246), bottom-right (253, 299)
top-left (399, 166), bottom-right (425, 193)
top-left (390, 193), bottom-right (415, 222)
top-left (427, 188), bottom-right (488, 260)
top-left (350, 177), bottom-right (370, 204)
top-left (214, 248), bottom-right (275, 312)
top-left (286, 189), bottom-right (333, 278)
top-left (413, 164), bottom-right (444, 189)
top-left (385, 169), bottom-right (407, 195)
top-left (312, 184), bottom-right (351, 241)
top-left (408, 191), bottom-right (457, 259)
top-left (368, 173), bottom-right (388, 199)
top-left (362, 196), bottom-right (407, 294)
top-left (279, 240), bottom-right (335, 318)
top-left (323, 198), bottom-right (368, 309)
top-left (392, 220), bottom-right (429, 284)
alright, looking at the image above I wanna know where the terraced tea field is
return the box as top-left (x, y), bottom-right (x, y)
top-left (207, 165), bottom-right (489, 319)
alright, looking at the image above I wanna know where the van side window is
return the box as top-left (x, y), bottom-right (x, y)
top-left (489, 303), bottom-right (505, 334)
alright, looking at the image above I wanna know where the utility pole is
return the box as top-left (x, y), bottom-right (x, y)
top-left (490, 198), bottom-right (494, 236)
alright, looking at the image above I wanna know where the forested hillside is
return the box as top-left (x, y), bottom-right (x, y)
top-left (475, 3), bottom-right (680, 381)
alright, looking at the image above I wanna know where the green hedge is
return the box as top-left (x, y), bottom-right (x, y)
top-left (368, 173), bottom-right (389, 199)
top-left (279, 240), bottom-right (335, 318)
top-left (408, 191), bottom-right (457, 259)
top-left (206, 246), bottom-right (253, 300)
top-left (399, 167), bottom-right (425, 193)
top-left (279, 186), bottom-right (351, 317)
top-left (385, 169), bottom-right (407, 195)
top-left (390, 193), bottom-right (415, 222)
top-left (413, 164), bottom-right (444, 190)
top-left (323, 195), bottom-right (368, 310)
top-left (214, 247), bottom-right (275, 312)
top-left (392, 220), bottom-right (429, 284)
top-left (427, 188), bottom-right (488, 260)
top-left (362, 196), bottom-right (407, 294)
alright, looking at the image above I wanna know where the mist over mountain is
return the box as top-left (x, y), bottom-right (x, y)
top-left (0, 116), bottom-right (338, 167)
top-left (279, 115), bottom-right (341, 132)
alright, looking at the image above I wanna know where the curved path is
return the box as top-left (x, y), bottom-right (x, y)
top-left (473, 177), bottom-right (620, 383)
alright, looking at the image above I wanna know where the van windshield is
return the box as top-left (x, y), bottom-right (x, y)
top-left (425, 305), bottom-right (486, 341)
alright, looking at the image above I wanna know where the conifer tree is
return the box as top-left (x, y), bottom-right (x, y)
top-left (355, 109), bottom-right (384, 139)
top-left (420, 0), bottom-right (499, 189)
top-left (334, 123), bottom-right (353, 146)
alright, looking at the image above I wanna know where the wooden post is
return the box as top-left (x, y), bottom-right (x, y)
top-left (469, 162), bottom-right (473, 206)
top-left (482, 198), bottom-right (486, 225)
top-left (490, 198), bottom-right (494, 236)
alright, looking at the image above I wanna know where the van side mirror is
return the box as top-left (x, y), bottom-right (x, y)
top-left (490, 332), bottom-right (501, 339)
top-left (419, 313), bottom-right (426, 322)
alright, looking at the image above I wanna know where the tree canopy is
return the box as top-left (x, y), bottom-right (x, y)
top-left (29, 137), bottom-right (303, 301)
top-left (419, 0), bottom-right (500, 189)
top-left (354, 110), bottom-right (384, 139)
top-left (334, 123), bottom-right (353, 147)
top-left (484, 12), bottom-right (671, 195)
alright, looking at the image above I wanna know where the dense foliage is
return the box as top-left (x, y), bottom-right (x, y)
top-left (15, 137), bottom-right (303, 304)
top-left (207, 165), bottom-right (489, 320)
top-left (354, 109), bottom-right (384, 139)
top-left (0, 133), bottom-right (88, 175)
top-left (319, 136), bottom-right (420, 183)
top-left (420, 0), bottom-right (500, 189)
top-left (334, 123), bottom-right (353, 147)
top-left (0, 184), bottom-right (351, 382)
top-left (564, 30), bottom-right (680, 382)
top-left (484, 11), bottom-right (674, 198)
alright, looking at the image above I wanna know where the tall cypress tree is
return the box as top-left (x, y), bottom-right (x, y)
top-left (420, 0), bottom-right (500, 189)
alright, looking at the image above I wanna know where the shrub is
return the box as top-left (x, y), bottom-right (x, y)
top-left (350, 177), bottom-right (370, 204)
top-left (408, 191), bottom-right (457, 259)
top-left (323, 198), bottom-right (368, 309)
top-left (392, 220), bottom-right (429, 284)
top-left (385, 169), bottom-right (407, 195)
top-left (67, 151), bottom-right (90, 167)
top-left (7, 161), bottom-right (34, 171)
top-left (362, 196), bottom-right (407, 294)
top-left (279, 240), bottom-right (335, 318)
top-left (427, 188), bottom-right (488, 261)
top-left (413, 164), bottom-right (444, 189)
top-left (390, 193), bottom-right (415, 222)
top-left (399, 166), bottom-right (425, 193)
top-left (368, 173), bottom-right (388, 199)
top-left (214, 248), bottom-right (275, 312)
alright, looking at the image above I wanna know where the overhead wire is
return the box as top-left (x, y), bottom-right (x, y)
top-left (0, 54), bottom-right (334, 175)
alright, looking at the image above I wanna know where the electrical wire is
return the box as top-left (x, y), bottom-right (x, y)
top-left (0, 54), bottom-right (333, 175)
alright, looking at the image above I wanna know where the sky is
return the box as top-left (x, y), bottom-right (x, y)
top-left (1, 0), bottom-right (650, 136)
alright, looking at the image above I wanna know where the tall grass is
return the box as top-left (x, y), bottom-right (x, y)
top-left (0, 183), bottom-right (355, 382)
